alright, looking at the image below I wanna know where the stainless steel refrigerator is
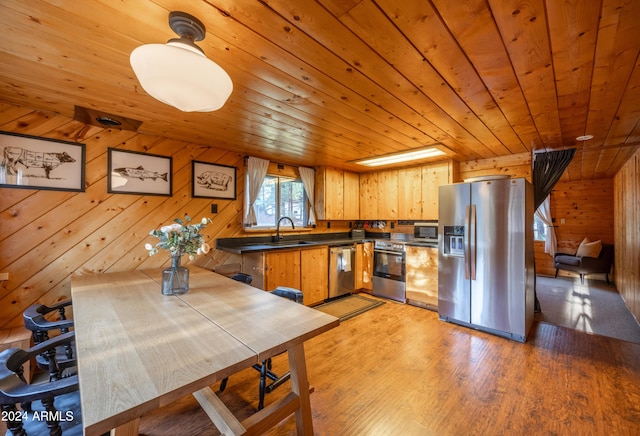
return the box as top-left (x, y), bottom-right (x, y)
top-left (438, 177), bottom-right (535, 342)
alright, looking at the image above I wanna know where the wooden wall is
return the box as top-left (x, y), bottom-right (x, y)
top-left (0, 105), bottom-right (250, 329)
top-left (459, 152), bottom-right (532, 182)
top-left (614, 147), bottom-right (640, 324)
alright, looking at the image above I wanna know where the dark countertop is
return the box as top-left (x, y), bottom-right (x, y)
top-left (216, 232), bottom-right (377, 254)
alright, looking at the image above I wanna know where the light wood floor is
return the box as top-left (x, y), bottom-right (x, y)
top-left (136, 294), bottom-right (640, 435)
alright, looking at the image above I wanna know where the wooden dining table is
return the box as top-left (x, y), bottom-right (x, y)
top-left (70, 266), bottom-right (340, 435)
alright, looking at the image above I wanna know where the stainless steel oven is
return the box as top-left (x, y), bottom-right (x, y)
top-left (372, 240), bottom-right (406, 303)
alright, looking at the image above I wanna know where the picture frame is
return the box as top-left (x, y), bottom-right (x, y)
top-left (0, 131), bottom-right (86, 192)
top-left (192, 161), bottom-right (236, 199)
top-left (107, 148), bottom-right (172, 196)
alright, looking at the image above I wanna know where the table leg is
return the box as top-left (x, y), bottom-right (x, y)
top-left (110, 418), bottom-right (139, 436)
top-left (287, 343), bottom-right (313, 435)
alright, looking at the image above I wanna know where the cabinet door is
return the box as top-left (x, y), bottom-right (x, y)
top-left (355, 242), bottom-right (374, 291)
top-left (315, 167), bottom-right (344, 220)
top-left (405, 246), bottom-right (438, 307)
top-left (421, 163), bottom-right (449, 220)
top-left (301, 246), bottom-right (329, 305)
top-left (377, 170), bottom-right (398, 220)
top-left (359, 173), bottom-right (378, 219)
top-left (398, 167), bottom-right (422, 220)
top-left (241, 252), bottom-right (265, 289)
top-left (265, 250), bottom-right (301, 291)
top-left (343, 171), bottom-right (360, 220)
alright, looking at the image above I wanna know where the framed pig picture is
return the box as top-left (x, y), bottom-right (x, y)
top-left (107, 148), bottom-right (172, 196)
top-left (0, 131), bottom-right (86, 192)
top-left (192, 161), bottom-right (236, 199)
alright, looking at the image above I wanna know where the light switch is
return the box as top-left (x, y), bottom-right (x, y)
top-left (0, 272), bottom-right (9, 281)
top-left (560, 218), bottom-right (565, 224)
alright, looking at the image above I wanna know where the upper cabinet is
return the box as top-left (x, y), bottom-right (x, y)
top-left (315, 167), bottom-right (360, 221)
top-left (366, 160), bottom-right (457, 221)
top-left (420, 162), bottom-right (452, 220)
top-left (317, 160), bottom-right (457, 222)
top-left (398, 167), bottom-right (422, 220)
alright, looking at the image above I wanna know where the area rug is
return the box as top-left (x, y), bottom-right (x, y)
top-left (315, 294), bottom-right (384, 321)
top-left (535, 275), bottom-right (640, 344)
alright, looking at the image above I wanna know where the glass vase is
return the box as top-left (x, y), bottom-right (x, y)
top-left (161, 255), bottom-right (189, 295)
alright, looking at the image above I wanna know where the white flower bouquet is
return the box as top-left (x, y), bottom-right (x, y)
top-left (145, 215), bottom-right (212, 260)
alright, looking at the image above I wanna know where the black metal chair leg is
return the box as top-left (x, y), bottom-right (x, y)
top-left (554, 268), bottom-right (559, 278)
top-left (258, 360), bottom-right (268, 410)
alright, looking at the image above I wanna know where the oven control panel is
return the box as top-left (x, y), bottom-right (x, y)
top-left (374, 240), bottom-right (405, 252)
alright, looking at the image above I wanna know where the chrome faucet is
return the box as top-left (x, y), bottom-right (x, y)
top-left (275, 216), bottom-right (295, 242)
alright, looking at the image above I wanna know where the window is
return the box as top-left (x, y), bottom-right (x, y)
top-left (251, 175), bottom-right (308, 228)
top-left (533, 214), bottom-right (547, 241)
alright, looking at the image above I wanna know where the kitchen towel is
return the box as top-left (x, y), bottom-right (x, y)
top-left (342, 248), bottom-right (351, 272)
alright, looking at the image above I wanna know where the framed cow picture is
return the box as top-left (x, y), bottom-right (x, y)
top-left (107, 148), bottom-right (172, 196)
top-left (192, 161), bottom-right (236, 199)
top-left (0, 131), bottom-right (86, 192)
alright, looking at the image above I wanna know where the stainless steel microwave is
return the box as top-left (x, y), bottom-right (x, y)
top-left (413, 222), bottom-right (438, 242)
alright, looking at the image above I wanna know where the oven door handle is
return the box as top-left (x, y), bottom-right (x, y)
top-left (374, 249), bottom-right (404, 256)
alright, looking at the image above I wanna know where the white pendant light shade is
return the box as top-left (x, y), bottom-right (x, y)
top-left (129, 11), bottom-right (233, 112)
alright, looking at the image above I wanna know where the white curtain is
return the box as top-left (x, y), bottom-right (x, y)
top-left (298, 166), bottom-right (316, 226)
top-left (535, 195), bottom-right (557, 257)
top-left (244, 156), bottom-right (269, 226)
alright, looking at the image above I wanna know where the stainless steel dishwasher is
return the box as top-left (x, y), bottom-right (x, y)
top-left (329, 244), bottom-right (356, 299)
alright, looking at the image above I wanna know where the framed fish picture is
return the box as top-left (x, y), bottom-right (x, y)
top-left (107, 148), bottom-right (172, 196)
top-left (192, 161), bottom-right (236, 199)
top-left (0, 130), bottom-right (85, 192)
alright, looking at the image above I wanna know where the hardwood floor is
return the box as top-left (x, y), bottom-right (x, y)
top-left (136, 295), bottom-right (640, 435)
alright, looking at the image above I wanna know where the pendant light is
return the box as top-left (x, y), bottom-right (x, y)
top-left (130, 11), bottom-right (233, 112)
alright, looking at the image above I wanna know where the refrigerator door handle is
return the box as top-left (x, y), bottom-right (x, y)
top-left (470, 204), bottom-right (477, 280)
top-left (465, 205), bottom-right (470, 280)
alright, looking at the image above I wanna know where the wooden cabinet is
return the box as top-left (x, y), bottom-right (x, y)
top-left (398, 167), bottom-right (422, 220)
top-left (377, 170), bottom-right (398, 220)
top-left (359, 172), bottom-right (378, 220)
top-left (354, 241), bottom-right (374, 292)
top-left (405, 245), bottom-right (438, 309)
top-left (301, 246), bottom-right (329, 305)
top-left (361, 160), bottom-right (456, 221)
top-left (265, 250), bottom-right (301, 291)
top-left (242, 246), bottom-right (329, 305)
top-left (421, 162), bottom-right (450, 220)
top-left (343, 171), bottom-right (360, 220)
top-left (315, 167), bottom-right (360, 220)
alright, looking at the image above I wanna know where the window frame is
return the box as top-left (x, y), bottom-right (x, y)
top-left (246, 172), bottom-right (310, 230)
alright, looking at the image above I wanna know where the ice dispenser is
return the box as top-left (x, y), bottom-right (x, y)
top-left (443, 226), bottom-right (465, 256)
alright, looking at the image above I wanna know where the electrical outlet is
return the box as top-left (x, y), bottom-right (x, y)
top-left (0, 272), bottom-right (9, 281)
top-left (561, 218), bottom-right (566, 224)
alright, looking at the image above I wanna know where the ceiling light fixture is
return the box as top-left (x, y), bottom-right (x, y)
top-left (129, 11), bottom-right (233, 112)
top-left (576, 134), bottom-right (594, 141)
top-left (355, 146), bottom-right (446, 167)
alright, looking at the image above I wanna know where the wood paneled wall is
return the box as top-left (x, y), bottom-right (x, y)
top-left (614, 147), bottom-right (640, 324)
top-left (535, 179), bottom-right (615, 277)
top-left (0, 105), bottom-right (250, 328)
top-left (459, 152), bottom-right (532, 182)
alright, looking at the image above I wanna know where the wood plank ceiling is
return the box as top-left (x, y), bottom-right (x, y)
top-left (0, 0), bottom-right (639, 180)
